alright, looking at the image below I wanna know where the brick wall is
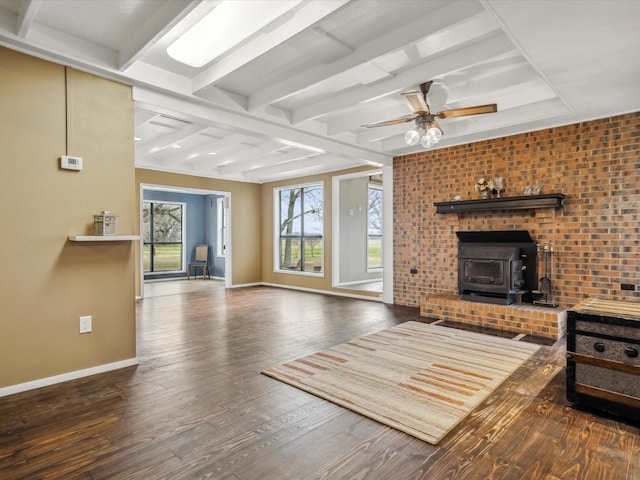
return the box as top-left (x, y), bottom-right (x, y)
top-left (393, 112), bottom-right (640, 309)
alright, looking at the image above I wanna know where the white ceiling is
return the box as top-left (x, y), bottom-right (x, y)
top-left (1, 0), bottom-right (639, 184)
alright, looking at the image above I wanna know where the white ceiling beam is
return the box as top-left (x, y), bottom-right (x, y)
top-left (136, 124), bottom-right (209, 156)
top-left (183, 143), bottom-right (256, 171)
top-left (440, 62), bottom-right (535, 105)
top-left (248, 1), bottom-right (485, 110)
top-left (291, 33), bottom-right (515, 124)
top-left (218, 148), bottom-right (317, 176)
top-left (243, 154), bottom-right (353, 181)
top-left (192, 0), bottom-right (349, 93)
top-left (152, 144), bottom-right (216, 168)
top-left (0, 20), bottom-right (117, 68)
top-left (357, 122), bottom-right (407, 144)
top-left (180, 133), bottom-right (251, 165)
top-left (16, 0), bottom-right (41, 38)
top-left (213, 143), bottom-right (287, 175)
top-left (134, 86), bottom-right (391, 166)
top-left (135, 109), bottom-right (161, 128)
top-left (118, 0), bottom-right (199, 71)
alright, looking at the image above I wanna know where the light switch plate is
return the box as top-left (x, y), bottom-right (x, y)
top-left (79, 315), bottom-right (92, 333)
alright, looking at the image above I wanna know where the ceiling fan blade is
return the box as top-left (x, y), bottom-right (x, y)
top-left (435, 104), bottom-right (497, 119)
top-left (402, 92), bottom-right (428, 114)
top-left (361, 115), bottom-right (416, 128)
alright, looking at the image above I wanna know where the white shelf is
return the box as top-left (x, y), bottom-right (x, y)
top-left (69, 235), bottom-right (140, 242)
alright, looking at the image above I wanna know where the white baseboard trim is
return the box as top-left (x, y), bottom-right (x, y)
top-left (260, 282), bottom-right (383, 302)
top-left (0, 358), bottom-right (139, 398)
top-left (335, 279), bottom-right (383, 287)
top-left (229, 282), bottom-right (263, 288)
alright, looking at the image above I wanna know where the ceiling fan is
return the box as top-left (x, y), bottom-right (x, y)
top-left (362, 81), bottom-right (497, 148)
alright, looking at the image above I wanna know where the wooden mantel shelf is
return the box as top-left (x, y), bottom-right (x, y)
top-left (434, 193), bottom-right (566, 214)
top-left (69, 235), bottom-right (140, 241)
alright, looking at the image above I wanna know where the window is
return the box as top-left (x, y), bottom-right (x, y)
top-left (276, 183), bottom-right (323, 273)
top-left (143, 201), bottom-right (185, 273)
top-left (216, 196), bottom-right (227, 257)
top-left (367, 184), bottom-right (383, 270)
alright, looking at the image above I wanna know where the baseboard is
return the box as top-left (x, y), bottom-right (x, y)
top-left (0, 358), bottom-right (139, 398)
top-left (260, 282), bottom-right (383, 302)
top-left (229, 282), bottom-right (263, 288)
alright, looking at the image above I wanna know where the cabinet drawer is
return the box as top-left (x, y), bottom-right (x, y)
top-left (574, 363), bottom-right (640, 398)
top-left (575, 335), bottom-right (640, 365)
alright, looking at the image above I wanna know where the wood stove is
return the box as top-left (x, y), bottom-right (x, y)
top-left (457, 230), bottom-right (537, 305)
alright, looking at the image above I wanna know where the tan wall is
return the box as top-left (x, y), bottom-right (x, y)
top-left (134, 169), bottom-right (262, 289)
top-left (393, 113), bottom-right (640, 308)
top-left (260, 167), bottom-right (380, 298)
top-left (0, 49), bottom-right (136, 388)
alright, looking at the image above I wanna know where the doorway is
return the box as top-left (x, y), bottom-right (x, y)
top-left (139, 184), bottom-right (231, 298)
top-left (332, 166), bottom-right (393, 303)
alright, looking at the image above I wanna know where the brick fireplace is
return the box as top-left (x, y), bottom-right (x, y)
top-left (392, 112), bottom-right (640, 339)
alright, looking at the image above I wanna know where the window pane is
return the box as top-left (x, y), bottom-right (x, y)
top-left (280, 188), bottom-right (301, 236)
top-left (143, 244), bottom-right (151, 272)
top-left (368, 186), bottom-right (383, 236)
top-left (144, 201), bottom-right (184, 274)
top-left (367, 237), bottom-right (382, 269)
top-left (303, 238), bottom-right (323, 273)
top-left (276, 184), bottom-right (323, 273)
top-left (368, 185), bottom-right (383, 269)
top-left (280, 237), bottom-right (301, 269)
top-left (152, 204), bottom-right (182, 243)
top-left (143, 203), bottom-right (151, 242)
top-left (302, 186), bottom-right (323, 235)
top-left (153, 244), bottom-right (182, 271)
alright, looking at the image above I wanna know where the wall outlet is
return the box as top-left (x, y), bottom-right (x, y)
top-left (621, 283), bottom-right (636, 291)
top-left (79, 315), bottom-right (92, 333)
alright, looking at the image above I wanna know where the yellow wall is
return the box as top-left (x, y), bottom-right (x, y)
top-left (0, 49), bottom-right (136, 388)
top-left (135, 169), bottom-right (262, 288)
top-left (0, 47), bottom-right (379, 390)
top-left (260, 168), bottom-right (380, 299)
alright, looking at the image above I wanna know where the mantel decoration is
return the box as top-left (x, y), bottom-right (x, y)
top-left (474, 178), bottom-right (494, 198)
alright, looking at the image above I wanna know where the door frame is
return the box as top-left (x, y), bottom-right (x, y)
top-left (139, 183), bottom-right (232, 298)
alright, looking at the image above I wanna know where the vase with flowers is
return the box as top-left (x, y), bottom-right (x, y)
top-left (474, 178), bottom-right (494, 198)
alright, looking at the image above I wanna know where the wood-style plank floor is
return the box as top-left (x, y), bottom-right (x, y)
top-left (1, 282), bottom-right (639, 479)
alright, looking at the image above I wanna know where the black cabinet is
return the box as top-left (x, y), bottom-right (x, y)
top-left (566, 298), bottom-right (640, 421)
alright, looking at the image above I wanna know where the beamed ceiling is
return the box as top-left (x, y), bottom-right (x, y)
top-left (0, 0), bottom-right (639, 183)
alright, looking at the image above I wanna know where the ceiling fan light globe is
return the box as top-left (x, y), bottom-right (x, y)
top-left (405, 128), bottom-right (421, 146)
top-left (425, 126), bottom-right (442, 144)
top-left (421, 136), bottom-right (435, 148)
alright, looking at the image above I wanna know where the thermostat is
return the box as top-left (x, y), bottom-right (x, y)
top-left (61, 155), bottom-right (83, 171)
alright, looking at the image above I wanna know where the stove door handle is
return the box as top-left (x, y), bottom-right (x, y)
top-left (624, 347), bottom-right (639, 358)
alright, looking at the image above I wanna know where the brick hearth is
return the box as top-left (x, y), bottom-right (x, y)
top-left (420, 293), bottom-right (567, 340)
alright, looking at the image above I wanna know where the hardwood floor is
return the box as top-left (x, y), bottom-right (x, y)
top-left (1, 284), bottom-right (638, 479)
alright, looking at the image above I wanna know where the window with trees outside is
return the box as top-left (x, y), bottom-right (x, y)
top-left (276, 183), bottom-right (323, 274)
top-left (367, 184), bottom-right (383, 270)
top-left (143, 201), bottom-right (184, 273)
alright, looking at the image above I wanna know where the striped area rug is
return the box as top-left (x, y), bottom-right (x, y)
top-left (262, 321), bottom-right (539, 444)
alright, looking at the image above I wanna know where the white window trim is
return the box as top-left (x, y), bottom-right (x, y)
top-left (216, 196), bottom-right (227, 257)
top-left (273, 181), bottom-right (324, 276)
